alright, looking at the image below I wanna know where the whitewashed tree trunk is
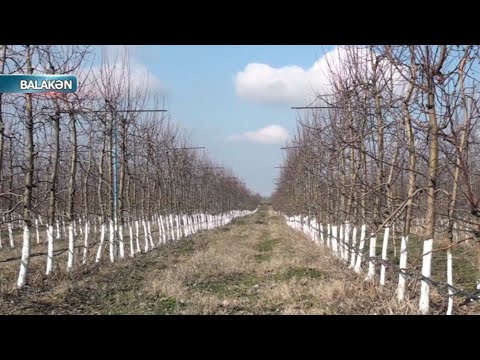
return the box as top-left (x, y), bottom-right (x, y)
top-left (365, 233), bottom-right (377, 281)
top-left (135, 220), bottom-right (141, 253)
top-left (46, 224), bottom-right (54, 275)
top-left (446, 247), bottom-right (453, 315)
top-left (343, 223), bottom-right (350, 262)
top-left (419, 238), bottom-right (433, 314)
top-left (186, 215), bottom-right (192, 236)
top-left (67, 222), bottom-right (75, 270)
top-left (380, 227), bottom-right (390, 285)
top-left (396, 235), bottom-right (409, 301)
top-left (160, 216), bottom-right (166, 244)
top-left (319, 224), bottom-right (324, 245)
top-left (354, 224), bottom-right (367, 273)
top-left (118, 224), bottom-right (125, 258)
top-left (129, 223), bottom-right (135, 257)
top-left (164, 215), bottom-right (170, 241)
top-left (95, 223), bottom-right (106, 263)
top-left (147, 221), bottom-right (154, 249)
top-left (143, 220), bottom-right (149, 252)
top-left (349, 226), bottom-right (357, 268)
top-left (17, 225), bottom-right (31, 288)
top-left (56, 220), bottom-right (61, 240)
top-left (193, 214), bottom-right (197, 233)
top-left (8, 222), bottom-right (14, 248)
top-left (169, 215), bottom-right (175, 241)
top-left (82, 221), bottom-right (89, 265)
top-left (181, 215), bottom-right (186, 237)
top-left (62, 220), bottom-right (67, 239)
top-left (183, 215), bottom-right (189, 237)
top-left (311, 220), bottom-right (318, 244)
top-left (157, 217), bottom-right (163, 245)
top-left (109, 220), bottom-right (115, 263)
top-left (392, 223), bottom-right (397, 258)
top-left (338, 225), bottom-right (344, 259)
top-left (327, 224), bottom-right (331, 248)
top-left (35, 219), bottom-right (40, 244)
top-left (331, 225), bottom-right (338, 256)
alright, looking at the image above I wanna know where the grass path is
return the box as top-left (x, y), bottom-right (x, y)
top-left (0, 205), bottom-right (421, 314)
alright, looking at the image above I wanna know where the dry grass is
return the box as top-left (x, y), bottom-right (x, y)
top-left (2, 205), bottom-right (475, 314)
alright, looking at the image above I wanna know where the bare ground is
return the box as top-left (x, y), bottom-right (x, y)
top-left (0, 205), bottom-right (455, 314)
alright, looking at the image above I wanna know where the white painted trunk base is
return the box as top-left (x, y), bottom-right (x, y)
top-left (8, 223), bottom-right (14, 248)
top-left (319, 224), bottom-right (324, 245)
top-left (109, 220), bottom-right (115, 263)
top-left (118, 224), bottom-right (125, 258)
top-left (135, 220), bottom-right (141, 253)
top-left (17, 225), bottom-right (31, 288)
top-left (327, 224), bottom-right (331, 249)
top-left (349, 227), bottom-right (357, 269)
top-left (95, 224), bottom-right (106, 263)
top-left (380, 227), bottom-right (390, 286)
top-left (396, 235), bottom-right (409, 301)
top-left (365, 234), bottom-right (377, 281)
top-left (419, 238), bottom-right (433, 315)
top-left (332, 226), bottom-right (338, 258)
top-left (82, 222), bottom-right (89, 265)
top-left (46, 224), bottom-right (54, 275)
top-left (343, 223), bottom-right (350, 263)
top-left (67, 223), bottom-right (75, 270)
top-left (446, 248), bottom-right (453, 315)
top-left (129, 224), bottom-right (135, 258)
top-left (142, 220), bottom-right (149, 253)
top-left (35, 219), bottom-right (40, 244)
top-left (147, 221), bottom-right (154, 249)
top-left (354, 225), bottom-right (367, 273)
top-left (56, 220), bottom-right (61, 240)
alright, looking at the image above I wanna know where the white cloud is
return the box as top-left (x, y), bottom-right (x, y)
top-left (124, 60), bottom-right (166, 95)
top-left (76, 46), bottom-right (166, 99)
top-left (80, 61), bottom-right (165, 95)
top-left (234, 46), bottom-right (405, 105)
top-left (234, 48), bottom-right (341, 105)
top-left (226, 125), bottom-right (288, 145)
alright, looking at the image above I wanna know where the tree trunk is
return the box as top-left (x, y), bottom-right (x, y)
top-left (67, 112), bottom-right (77, 271)
top-left (46, 110), bottom-right (60, 275)
top-left (18, 45), bottom-right (34, 289)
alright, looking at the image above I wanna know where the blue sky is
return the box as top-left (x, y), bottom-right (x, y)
top-left (96, 45), bottom-right (335, 196)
